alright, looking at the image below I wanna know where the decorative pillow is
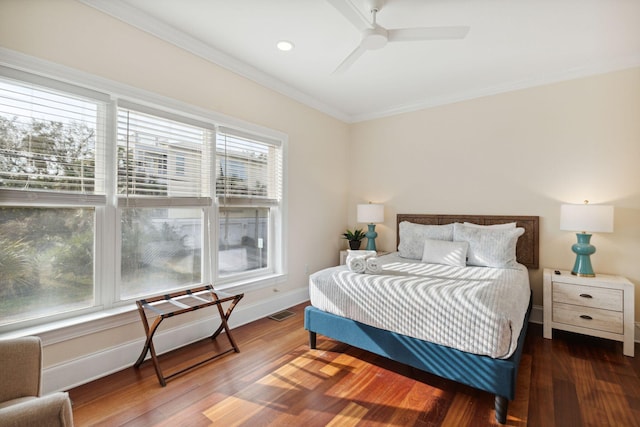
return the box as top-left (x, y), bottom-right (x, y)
top-left (398, 221), bottom-right (454, 260)
top-left (463, 222), bottom-right (516, 229)
top-left (421, 239), bottom-right (469, 267)
top-left (453, 223), bottom-right (525, 268)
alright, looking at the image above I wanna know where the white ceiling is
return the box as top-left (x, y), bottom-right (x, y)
top-left (82, 0), bottom-right (640, 123)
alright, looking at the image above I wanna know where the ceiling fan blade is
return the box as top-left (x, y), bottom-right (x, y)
top-left (326, 0), bottom-right (372, 32)
top-left (388, 26), bottom-right (470, 42)
top-left (333, 44), bottom-right (367, 74)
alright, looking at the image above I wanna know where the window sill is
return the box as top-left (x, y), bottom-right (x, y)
top-left (0, 273), bottom-right (288, 346)
top-left (0, 304), bottom-right (140, 346)
top-left (215, 273), bottom-right (288, 294)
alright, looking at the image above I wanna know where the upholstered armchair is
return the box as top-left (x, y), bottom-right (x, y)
top-left (0, 336), bottom-right (74, 427)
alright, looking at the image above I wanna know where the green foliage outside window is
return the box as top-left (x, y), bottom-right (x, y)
top-left (0, 116), bottom-right (96, 192)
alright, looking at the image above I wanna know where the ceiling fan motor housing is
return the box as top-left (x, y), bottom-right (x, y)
top-left (362, 26), bottom-right (388, 49)
top-left (366, 0), bottom-right (386, 12)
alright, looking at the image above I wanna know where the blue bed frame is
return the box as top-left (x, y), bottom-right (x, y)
top-left (305, 296), bottom-right (531, 424)
top-left (304, 214), bottom-right (539, 424)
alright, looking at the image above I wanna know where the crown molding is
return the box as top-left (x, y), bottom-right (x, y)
top-left (79, 0), bottom-right (352, 123)
top-left (352, 55), bottom-right (640, 123)
top-left (80, 1), bottom-right (640, 124)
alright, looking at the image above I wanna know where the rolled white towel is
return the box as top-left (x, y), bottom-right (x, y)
top-left (347, 256), bottom-right (366, 274)
top-left (347, 250), bottom-right (376, 258)
top-left (346, 250), bottom-right (376, 266)
top-left (347, 249), bottom-right (376, 260)
top-left (365, 256), bottom-right (382, 274)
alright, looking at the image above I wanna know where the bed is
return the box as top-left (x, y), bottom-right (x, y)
top-left (304, 214), bottom-right (539, 424)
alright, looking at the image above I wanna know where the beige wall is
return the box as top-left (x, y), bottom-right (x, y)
top-left (349, 68), bottom-right (640, 316)
top-left (1, 0), bottom-right (639, 379)
top-left (0, 0), bottom-right (350, 368)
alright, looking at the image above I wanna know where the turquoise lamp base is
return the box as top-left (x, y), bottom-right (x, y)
top-left (571, 233), bottom-right (596, 277)
top-left (364, 224), bottom-right (378, 252)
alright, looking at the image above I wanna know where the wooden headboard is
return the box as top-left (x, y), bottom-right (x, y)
top-left (396, 214), bottom-right (539, 269)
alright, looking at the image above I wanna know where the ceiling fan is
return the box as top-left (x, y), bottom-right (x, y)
top-left (328, 0), bottom-right (470, 73)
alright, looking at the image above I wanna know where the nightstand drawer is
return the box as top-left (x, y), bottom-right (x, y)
top-left (553, 282), bottom-right (622, 311)
top-left (553, 303), bottom-right (623, 334)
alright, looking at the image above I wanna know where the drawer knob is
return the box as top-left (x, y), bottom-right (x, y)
top-left (580, 315), bottom-right (593, 320)
top-left (579, 293), bottom-right (593, 299)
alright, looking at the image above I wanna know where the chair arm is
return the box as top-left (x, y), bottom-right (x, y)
top-left (0, 392), bottom-right (74, 427)
top-left (0, 337), bottom-right (42, 402)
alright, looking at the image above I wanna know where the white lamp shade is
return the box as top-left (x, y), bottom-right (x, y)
top-left (357, 203), bottom-right (384, 224)
top-left (560, 204), bottom-right (614, 233)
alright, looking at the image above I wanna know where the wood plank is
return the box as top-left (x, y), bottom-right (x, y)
top-left (506, 353), bottom-right (531, 427)
top-left (440, 391), bottom-right (476, 426)
top-left (553, 378), bottom-right (583, 427)
top-left (325, 402), bottom-right (369, 427)
top-left (389, 382), bottom-right (431, 425)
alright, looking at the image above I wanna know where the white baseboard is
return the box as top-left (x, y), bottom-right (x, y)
top-left (42, 287), bottom-right (310, 394)
top-left (529, 304), bottom-right (543, 325)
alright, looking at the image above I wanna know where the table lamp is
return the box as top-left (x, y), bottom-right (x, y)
top-left (560, 200), bottom-right (614, 277)
top-left (357, 203), bottom-right (384, 251)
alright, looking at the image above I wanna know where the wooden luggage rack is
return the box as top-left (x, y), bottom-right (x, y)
top-left (134, 285), bottom-right (243, 386)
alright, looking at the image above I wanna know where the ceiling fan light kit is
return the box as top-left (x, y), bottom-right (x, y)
top-left (328, 0), bottom-right (470, 73)
top-left (361, 27), bottom-right (388, 50)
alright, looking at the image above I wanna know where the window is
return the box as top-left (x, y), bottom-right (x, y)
top-left (119, 206), bottom-right (203, 299)
top-left (0, 207), bottom-right (95, 324)
top-left (0, 69), bottom-right (106, 195)
top-left (0, 65), bottom-right (285, 332)
top-left (216, 128), bottom-right (283, 279)
top-left (0, 67), bottom-right (107, 328)
top-left (116, 103), bottom-right (214, 299)
top-left (116, 103), bottom-right (212, 198)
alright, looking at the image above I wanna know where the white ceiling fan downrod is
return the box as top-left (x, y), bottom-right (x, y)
top-left (361, 2), bottom-right (388, 50)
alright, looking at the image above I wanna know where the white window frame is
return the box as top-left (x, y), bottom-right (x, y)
top-left (0, 67), bottom-right (111, 330)
top-left (0, 51), bottom-right (288, 336)
top-left (114, 101), bottom-right (216, 300)
top-left (214, 127), bottom-right (284, 288)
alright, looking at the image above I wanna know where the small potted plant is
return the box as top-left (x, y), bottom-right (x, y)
top-left (342, 228), bottom-right (366, 250)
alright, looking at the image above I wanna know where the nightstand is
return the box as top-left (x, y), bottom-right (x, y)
top-left (543, 268), bottom-right (635, 357)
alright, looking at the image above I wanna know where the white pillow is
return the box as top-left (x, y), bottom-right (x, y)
top-left (398, 221), bottom-right (454, 260)
top-left (463, 222), bottom-right (516, 229)
top-left (421, 239), bottom-right (469, 267)
top-left (453, 223), bottom-right (524, 268)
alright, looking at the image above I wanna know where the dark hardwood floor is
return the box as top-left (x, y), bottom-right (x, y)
top-left (69, 303), bottom-right (640, 426)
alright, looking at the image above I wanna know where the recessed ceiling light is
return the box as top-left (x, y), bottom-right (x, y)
top-left (276, 40), bottom-right (294, 51)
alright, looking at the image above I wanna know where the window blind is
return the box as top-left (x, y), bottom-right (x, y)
top-left (116, 102), bottom-right (213, 201)
top-left (216, 127), bottom-right (282, 205)
top-left (0, 72), bottom-right (107, 196)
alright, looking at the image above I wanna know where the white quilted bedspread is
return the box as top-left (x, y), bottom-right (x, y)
top-left (309, 253), bottom-right (531, 359)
